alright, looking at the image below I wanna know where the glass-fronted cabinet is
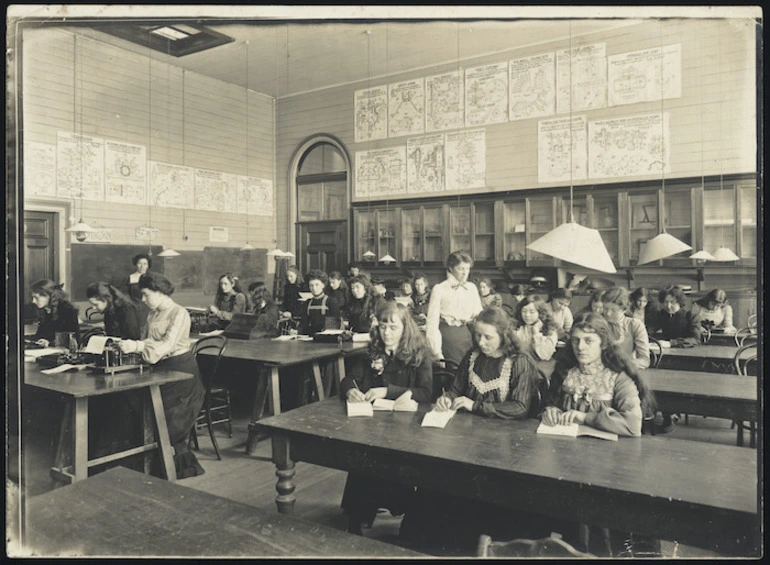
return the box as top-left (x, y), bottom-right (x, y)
top-left (399, 205), bottom-right (445, 265)
top-left (423, 206), bottom-right (444, 263)
top-left (592, 194), bottom-right (620, 266)
top-left (703, 184), bottom-right (735, 254)
top-left (664, 188), bottom-right (693, 259)
top-left (503, 201), bottom-right (527, 262)
top-left (473, 202), bottom-right (495, 262)
top-left (378, 209), bottom-right (397, 261)
top-left (526, 198), bottom-right (556, 264)
top-left (354, 210), bottom-right (376, 262)
top-left (450, 204), bottom-right (471, 254)
top-left (629, 192), bottom-right (658, 264)
top-left (739, 184), bottom-right (757, 258)
top-left (401, 208), bottom-right (422, 262)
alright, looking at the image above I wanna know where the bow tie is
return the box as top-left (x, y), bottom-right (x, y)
top-left (451, 282), bottom-right (468, 290)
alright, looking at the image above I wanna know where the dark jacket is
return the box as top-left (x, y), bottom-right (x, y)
top-left (299, 293), bottom-right (340, 335)
top-left (34, 300), bottom-right (80, 344)
top-left (340, 353), bottom-right (433, 403)
top-left (104, 302), bottom-right (143, 340)
top-left (249, 300), bottom-right (281, 339)
top-left (647, 308), bottom-right (700, 346)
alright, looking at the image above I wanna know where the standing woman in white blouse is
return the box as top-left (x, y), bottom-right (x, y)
top-left (118, 273), bottom-right (206, 479)
top-left (425, 251), bottom-right (483, 364)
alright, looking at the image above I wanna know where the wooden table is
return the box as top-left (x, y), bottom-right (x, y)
top-left (21, 467), bottom-right (420, 557)
top-left (654, 344), bottom-right (745, 373)
top-left (255, 399), bottom-right (759, 556)
top-left (24, 363), bottom-right (192, 484)
top-left (197, 338), bottom-right (368, 455)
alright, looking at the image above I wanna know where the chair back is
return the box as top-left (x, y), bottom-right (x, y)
top-left (477, 533), bottom-right (594, 558)
top-left (648, 337), bottom-right (664, 369)
top-left (733, 343), bottom-right (758, 376)
top-left (436, 358), bottom-right (461, 374)
top-left (432, 367), bottom-right (457, 401)
top-left (501, 303), bottom-right (516, 318)
top-left (193, 335), bottom-right (229, 393)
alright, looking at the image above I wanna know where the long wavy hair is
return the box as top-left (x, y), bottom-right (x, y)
top-left (285, 265), bottom-right (304, 285)
top-left (472, 306), bottom-right (527, 358)
top-left (550, 312), bottom-right (655, 415)
top-left (346, 274), bottom-right (373, 309)
top-left (514, 295), bottom-right (557, 336)
top-left (695, 288), bottom-right (728, 311)
top-left (215, 272), bottom-right (244, 306)
top-left (31, 279), bottom-right (71, 321)
top-left (86, 281), bottom-right (139, 314)
top-left (327, 271), bottom-right (348, 293)
top-left (369, 301), bottom-right (434, 368)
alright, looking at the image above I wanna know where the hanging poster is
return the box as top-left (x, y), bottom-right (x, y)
top-left (237, 176), bottom-right (274, 216)
top-left (556, 43), bottom-right (607, 113)
top-left (538, 115), bottom-right (587, 183)
top-left (354, 86), bottom-right (388, 143)
top-left (407, 134), bottom-right (445, 194)
top-left (209, 226), bottom-right (229, 243)
top-left (425, 70), bottom-right (464, 132)
top-left (509, 52), bottom-right (556, 121)
top-left (445, 129), bottom-right (486, 191)
top-left (588, 113), bottom-right (670, 179)
top-left (24, 141), bottom-right (56, 197)
top-left (608, 44), bottom-right (682, 107)
top-left (104, 139), bottom-right (147, 205)
top-left (194, 168), bottom-right (237, 213)
top-left (465, 62), bottom-right (509, 126)
top-left (354, 147), bottom-right (407, 199)
top-left (388, 79), bottom-right (425, 138)
top-left (56, 132), bottom-right (105, 200)
top-left (149, 161), bottom-right (194, 209)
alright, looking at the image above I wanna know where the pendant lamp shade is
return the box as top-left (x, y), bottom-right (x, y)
top-left (158, 248), bottom-right (180, 257)
top-left (636, 232), bottom-right (692, 265)
top-left (379, 254), bottom-right (396, 264)
top-left (266, 248), bottom-right (285, 257)
top-left (65, 218), bottom-right (98, 242)
top-left (363, 250), bottom-right (376, 259)
top-left (689, 250), bottom-right (715, 261)
top-left (240, 242), bottom-right (255, 251)
top-left (527, 222), bottom-right (616, 274)
top-left (711, 246), bottom-right (739, 262)
top-left (281, 251), bottom-right (295, 259)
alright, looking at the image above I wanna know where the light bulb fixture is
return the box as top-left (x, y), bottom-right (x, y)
top-left (711, 247), bottom-right (740, 262)
top-left (240, 242), bottom-right (255, 251)
top-left (281, 250), bottom-right (295, 259)
top-left (65, 218), bottom-right (97, 242)
top-left (363, 250), bottom-right (376, 260)
top-left (266, 248), bottom-right (285, 257)
top-left (690, 250), bottom-right (715, 261)
top-left (158, 248), bottom-right (180, 257)
top-left (379, 253), bottom-right (396, 264)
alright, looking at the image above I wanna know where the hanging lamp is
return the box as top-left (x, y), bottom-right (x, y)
top-left (527, 22), bottom-right (616, 274)
top-left (241, 40), bottom-right (255, 253)
top-left (158, 248), bottom-right (180, 257)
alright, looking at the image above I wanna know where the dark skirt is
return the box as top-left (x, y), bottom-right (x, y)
top-left (439, 321), bottom-right (473, 365)
top-left (340, 472), bottom-right (415, 526)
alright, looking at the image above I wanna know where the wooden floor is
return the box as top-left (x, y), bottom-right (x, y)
top-left (14, 385), bottom-right (740, 557)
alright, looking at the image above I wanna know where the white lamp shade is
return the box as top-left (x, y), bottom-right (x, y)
top-left (636, 232), bottom-right (692, 265)
top-left (379, 254), bottom-right (396, 263)
top-left (689, 250), bottom-right (715, 261)
top-left (281, 251), bottom-right (295, 258)
top-left (526, 222), bottom-right (616, 274)
top-left (158, 248), bottom-right (180, 257)
top-left (362, 250), bottom-right (376, 258)
top-left (64, 219), bottom-right (97, 233)
top-left (711, 247), bottom-right (740, 262)
top-left (240, 242), bottom-right (255, 251)
top-left (266, 248), bottom-right (285, 256)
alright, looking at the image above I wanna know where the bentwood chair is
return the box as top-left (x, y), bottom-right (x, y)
top-left (733, 343), bottom-right (758, 448)
top-left (477, 532), bottom-right (594, 558)
top-left (647, 337), bottom-right (664, 369)
top-left (190, 335), bottom-right (231, 460)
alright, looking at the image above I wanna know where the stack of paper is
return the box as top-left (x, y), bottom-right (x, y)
top-left (421, 408), bottom-right (457, 429)
top-left (536, 421), bottom-right (618, 441)
top-left (351, 333), bottom-right (371, 342)
top-left (24, 347), bottom-right (66, 361)
top-left (347, 400), bottom-right (374, 417)
top-left (198, 329), bottom-right (224, 337)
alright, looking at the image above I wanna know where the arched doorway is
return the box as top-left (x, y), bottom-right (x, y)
top-left (289, 135), bottom-right (351, 275)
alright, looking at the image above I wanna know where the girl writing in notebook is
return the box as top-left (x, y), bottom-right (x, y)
top-left (339, 301), bottom-right (434, 535)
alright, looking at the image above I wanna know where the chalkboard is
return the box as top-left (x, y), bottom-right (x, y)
top-left (202, 247), bottom-right (267, 296)
top-left (164, 250), bottom-right (204, 291)
top-left (69, 244), bottom-right (165, 301)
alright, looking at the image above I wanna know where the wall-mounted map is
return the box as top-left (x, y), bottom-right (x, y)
top-left (388, 79), bottom-right (425, 138)
top-left (588, 113), bottom-right (670, 179)
top-left (509, 52), bottom-right (556, 121)
top-left (445, 129), bottom-right (486, 191)
top-left (354, 86), bottom-right (388, 142)
top-left (556, 43), bottom-right (607, 114)
top-left (149, 161), bottom-right (194, 208)
top-left (237, 176), bottom-right (273, 216)
top-left (538, 116), bottom-right (587, 183)
top-left (407, 134), bottom-right (445, 194)
top-left (355, 147), bottom-right (407, 198)
top-left (195, 168), bottom-right (237, 213)
top-left (24, 141), bottom-right (56, 197)
top-left (56, 132), bottom-right (105, 201)
top-left (104, 139), bottom-right (147, 205)
top-left (425, 70), bottom-right (464, 132)
top-left (465, 62), bottom-right (509, 126)
top-left (608, 44), bottom-right (681, 107)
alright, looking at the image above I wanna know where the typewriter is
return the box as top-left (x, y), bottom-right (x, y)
top-left (90, 339), bottom-right (145, 374)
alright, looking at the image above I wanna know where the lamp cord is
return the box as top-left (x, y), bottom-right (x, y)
top-left (568, 21), bottom-right (574, 223)
top-left (660, 19), bottom-right (666, 234)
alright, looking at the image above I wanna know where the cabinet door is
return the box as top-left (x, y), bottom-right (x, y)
top-left (423, 206), bottom-right (444, 263)
top-left (662, 187), bottom-right (694, 264)
top-left (592, 193), bottom-right (620, 267)
top-left (738, 184), bottom-right (757, 259)
top-left (703, 184), bottom-right (736, 254)
top-left (401, 208), bottom-right (422, 263)
top-left (628, 192), bottom-right (659, 264)
top-left (355, 210), bottom-right (376, 262)
top-left (526, 198), bottom-right (556, 265)
top-left (450, 204), bottom-right (471, 254)
top-left (473, 202), bottom-right (495, 262)
top-left (503, 201), bottom-right (527, 263)
top-left (377, 209), bottom-right (398, 262)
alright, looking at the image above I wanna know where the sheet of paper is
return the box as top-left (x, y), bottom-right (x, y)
top-left (372, 398), bottom-right (396, 411)
top-left (83, 335), bottom-right (121, 354)
top-left (198, 329), bottom-right (224, 337)
top-left (537, 421), bottom-right (578, 437)
top-left (347, 401), bottom-right (374, 417)
top-left (41, 364), bottom-right (93, 375)
top-left (24, 347), bottom-right (67, 360)
top-left (352, 333), bottom-right (371, 343)
top-left (298, 292), bottom-right (314, 301)
top-left (421, 409), bottom-right (456, 428)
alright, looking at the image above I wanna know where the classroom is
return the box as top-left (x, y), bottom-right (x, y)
top-left (7, 5), bottom-right (762, 559)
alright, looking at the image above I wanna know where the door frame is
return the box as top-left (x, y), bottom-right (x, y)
top-left (295, 219), bottom-right (348, 275)
top-left (287, 134), bottom-right (352, 259)
top-left (24, 199), bottom-right (72, 293)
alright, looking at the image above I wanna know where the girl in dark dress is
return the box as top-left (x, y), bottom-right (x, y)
top-left (344, 275), bottom-right (375, 334)
top-left (86, 281), bottom-right (143, 339)
top-left (247, 282), bottom-right (280, 339)
top-left (30, 279), bottom-right (80, 347)
top-left (339, 301), bottom-right (435, 535)
top-left (298, 270), bottom-right (340, 335)
top-left (327, 271), bottom-right (348, 313)
top-left (410, 272), bottom-right (431, 326)
top-left (280, 265), bottom-right (304, 319)
top-left (209, 273), bottom-right (248, 329)
top-left (123, 253), bottom-right (151, 303)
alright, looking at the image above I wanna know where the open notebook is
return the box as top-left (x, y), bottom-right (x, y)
top-left (346, 390), bottom-right (418, 417)
top-left (421, 408), bottom-right (457, 429)
top-left (536, 422), bottom-right (618, 441)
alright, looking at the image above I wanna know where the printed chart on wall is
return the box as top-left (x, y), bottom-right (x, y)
top-left (354, 86), bottom-right (388, 142)
top-left (608, 44), bottom-right (681, 107)
top-left (388, 79), bottom-right (425, 138)
top-left (407, 134), bottom-right (445, 194)
top-left (538, 116), bottom-right (587, 183)
top-left (465, 62), bottom-right (509, 126)
top-left (56, 132), bottom-right (104, 200)
top-left (149, 161), bottom-right (194, 208)
top-left (425, 70), bottom-right (464, 132)
top-left (588, 113), bottom-right (670, 179)
top-left (237, 176), bottom-right (274, 216)
top-left (445, 129), bottom-right (486, 191)
top-left (556, 43), bottom-right (607, 114)
top-left (104, 140), bottom-right (147, 205)
top-left (195, 168), bottom-right (237, 213)
top-left (509, 53), bottom-right (556, 121)
top-left (24, 141), bottom-right (56, 197)
top-left (355, 147), bottom-right (407, 199)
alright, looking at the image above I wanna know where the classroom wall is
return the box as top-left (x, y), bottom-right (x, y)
top-left (274, 18), bottom-right (757, 250)
top-left (22, 27), bottom-right (277, 268)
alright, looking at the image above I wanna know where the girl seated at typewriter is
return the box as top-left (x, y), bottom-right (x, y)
top-left (247, 281), bottom-right (280, 339)
top-left (209, 273), bottom-right (248, 329)
top-left (30, 279), bottom-right (80, 347)
top-left (298, 269), bottom-right (340, 335)
top-left (86, 281), bottom-right (143, 340)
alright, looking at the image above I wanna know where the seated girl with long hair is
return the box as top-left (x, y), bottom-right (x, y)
top-left (209, 272), bottom-right (248, 329)
top-left (30, 279), bottom-right (80, 347)
top-left (513, 296), bottom-right (559, 362)
top-left (600, 288), bottom-right (650, 370)
top-left (692, 288), bottom-right (736, 334)
top-left (86, 281), bottom-right (143, 340)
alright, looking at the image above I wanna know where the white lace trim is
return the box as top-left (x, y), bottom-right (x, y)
top-left (468, 350), bottom-right (513, 400)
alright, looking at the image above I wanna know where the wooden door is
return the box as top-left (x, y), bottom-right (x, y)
top-left (24, 211), bottom-right (59, 319)
top-left (297, 220), bottom-right (347, 275)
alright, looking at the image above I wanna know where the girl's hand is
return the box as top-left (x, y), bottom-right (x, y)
top-left (435, 395), bottom-right (453, 411)
top-left (281, 311), bottom-right (292, 319)
top-left (451, 396), bottom-right (474, 412)
top-left (35, 338), bottom-right (49, 347)
top-left (559, 410), bottom-right (587, 425)
top-left (363, 387), bottom-right (388, 402)
top-left (541, 406), bottom-right (562, 426)
top-left (346, 388), bottom-right (366, 402)
top-left (119, 340), bottom-right (139, 353)
top-left (209, 305), bottom-right (219, 314)
top-left (288, 329), bottom-right (298, 336)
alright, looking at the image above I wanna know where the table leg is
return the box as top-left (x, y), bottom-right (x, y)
top-left (142, 391), bottom-right (155, 475)
top-left (268, 367), bottom-right (281, 416)
top-left (246, 366), bottom-right (269, 456)
top-left (337, 356), bottom-right (346, 384)
top-left (148, 385), bottom-right (177, 483)
top-left (311, 362), bottom-right (325, 402)
top-left (53, 401), bottom-right (73, 474)
top-left (73, 397), bottom-right (88, 482)
top-left (271, 435), bottom-right (295, 515)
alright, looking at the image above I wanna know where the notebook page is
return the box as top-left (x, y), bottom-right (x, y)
top-left (347, 401), bottom-right (374, 417)
top-left (421, 409), bottom-right (456, 428)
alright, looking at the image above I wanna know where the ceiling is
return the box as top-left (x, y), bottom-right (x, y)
top-left (73, 18), bottom-right (643, 99)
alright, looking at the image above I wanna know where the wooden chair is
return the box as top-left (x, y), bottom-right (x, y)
top-left (432, 367), bottom-right (458, 402)
top-left (190, 336), bottom-right (232, 460)
top-left (436, 358), bottom-right (461, 374)
top-left (734, 313), bottom-right (758, 348)
top-left (477, 532), bottom-right (594, 558)
top-left (647, 337), bottom-right (664, 369)
top-left (733, 343), bottom-right (757, 448)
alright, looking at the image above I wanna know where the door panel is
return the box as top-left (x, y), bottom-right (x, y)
top-left (24, 211), bottom-right (58, 320)
top-left (297, 221), bottom-right (347, 276)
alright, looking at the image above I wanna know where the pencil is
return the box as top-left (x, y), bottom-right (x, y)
top-left (353, 380), bottom-right (361, 391)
